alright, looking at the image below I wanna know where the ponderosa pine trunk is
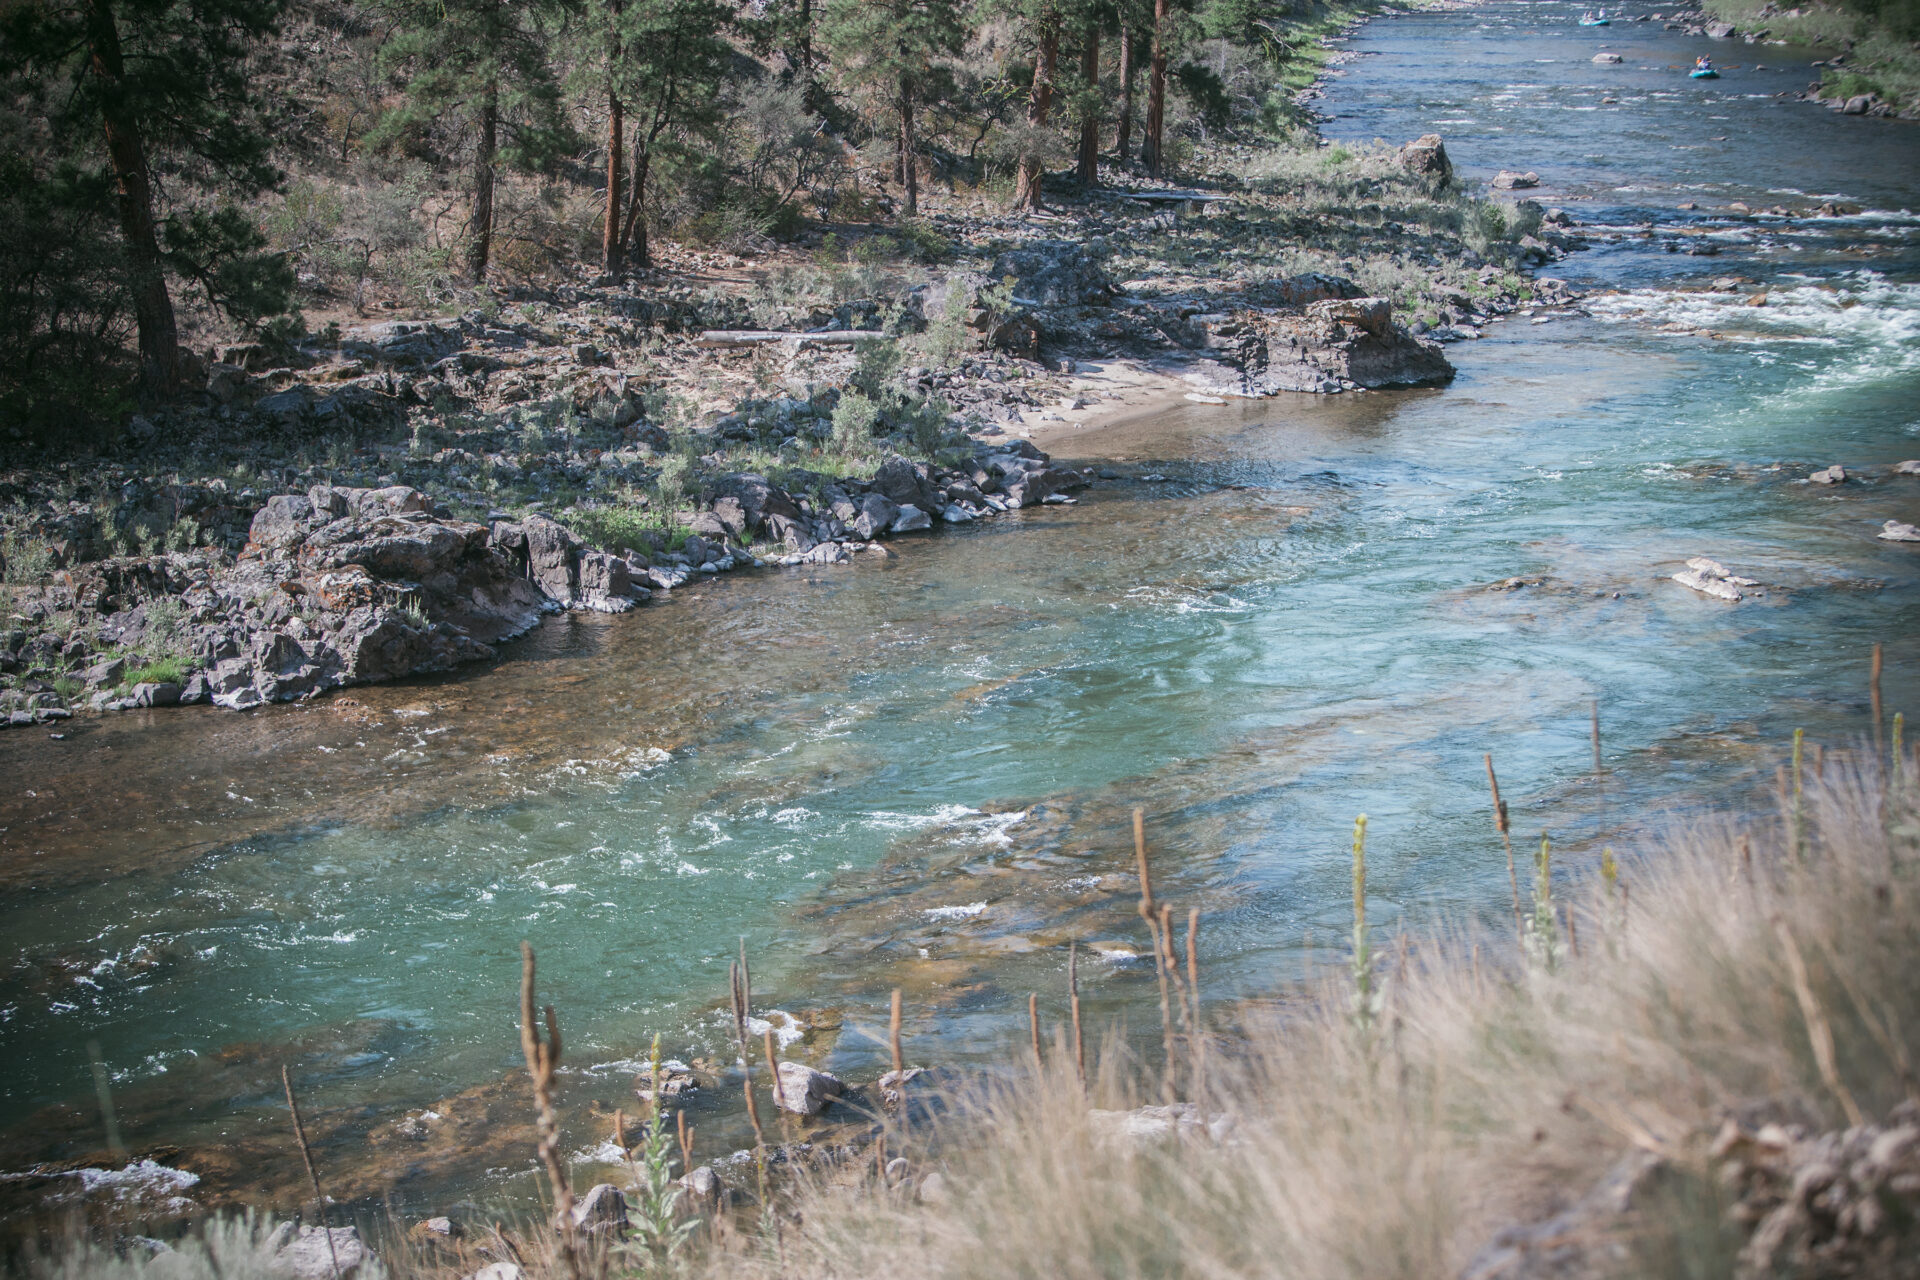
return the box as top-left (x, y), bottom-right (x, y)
top-left (85, 0), bottom-right (181, 397)
top-left (627, 145), bottom-right (652, 268)
top-left (1143, 0), bottom-right (1167, 176)
top-left (899, 76), bottom-right (919, 216)
top-left (1117, 24), bottom-right (1134, 160)
top-left (603, 92), bottom-right (624, 274)
top-left (468, 82), bottom-right (499, 279)
top-left (603, 3), bottom-right (624, 276)
top-left (1076, 22), bottom-right (1099, 184)
top-left (1013, 12), bottom-right (1058, 211)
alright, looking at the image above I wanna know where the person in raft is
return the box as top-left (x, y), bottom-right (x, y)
top-left (1695, 55), bottom-right (1714, 71)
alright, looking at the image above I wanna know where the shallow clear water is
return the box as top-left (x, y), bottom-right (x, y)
top-left (2, 0), bottom-right (1918, 1216)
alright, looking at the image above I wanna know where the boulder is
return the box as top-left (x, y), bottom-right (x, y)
top-left (206, 362), bottom-right (251, 403)
top-left (84, 657), bottom-right (126, 689)
top-left (1492, 170), bottom-right (1541, 190)
top-left (571, 1183), bottom-right (629, 1236)
top-left (1843, 94), bottom-right (1873, 115)
top-left (522, 515), bottom-right (581, 602)
top-left (249, 495), bottom-right (318, 552)
top-left (771, 1061), bottom-right (844, 1115)
top-left (1593, 51), bottom-right (1623, 63)
top-left (576, 551), bottom-right (643, 613)
top-left (870, 456), bottom-right (939, 511)
top-left (1809, 465), bottom-right (1846, 485)
top-left (681, 1165), bottom-right (722, 1207)
top-left (130, 681), bottom-right (182, 708)
top-left (1397, 134), bottom-right (1452, 185)
top-left (989, 241), bottom-right (1115, 308)
top-left (1225, 300), bottom-right (1453, 395)
top-left (1879, 521), bottom-right (1920, 543)
top-left (1308, 296), bottom-right (1393, 337)
top-left (708, 473), bottom-right (804, 535)
top-left (890, 505), bottom-right (933, 534)
top-left (269, 1223), bottom-right (373, 1279)
top-left (1706, 20), bottom-right (1736, 37)
top-left (852, 493), bottom-right (901, 540)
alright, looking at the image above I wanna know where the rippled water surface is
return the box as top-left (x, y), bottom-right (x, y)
top-left (3, 0), bottom-right (1918, 1216)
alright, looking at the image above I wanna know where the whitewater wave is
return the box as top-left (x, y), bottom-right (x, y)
top-left (1587, 273), bottom-right (1920, 397)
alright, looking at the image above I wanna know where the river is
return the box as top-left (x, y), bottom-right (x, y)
top-left (2, 0), bottom-right (1917, 1221)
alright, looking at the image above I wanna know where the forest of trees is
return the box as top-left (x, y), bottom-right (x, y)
top-left (0, 0), bottom-right (1316, 428)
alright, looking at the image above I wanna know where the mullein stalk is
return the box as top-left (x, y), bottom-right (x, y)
top-left (1485, 754), bottom-right (1523, 935)
top-left (1791, 727), bottom-right (1805, 862)
top-left (1527, 835), bottom-right (1560, 973)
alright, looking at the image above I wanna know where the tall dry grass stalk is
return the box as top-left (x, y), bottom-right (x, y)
top-left (1484, 753), bottom-right (1522, 933)
top-left (518, 942), bottom-right (581, 1280)
top-left (696, 745), bottom-right (1920, 1280)
top-left (1134, 807), bottom-right (1178, 1103)
top-left (280, 1065), bottom-right (342, 1280)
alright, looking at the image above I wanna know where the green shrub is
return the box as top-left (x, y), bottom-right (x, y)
top-left (895, 217), bottom-right (951, 263)
top-left (654, 451), bottom-right (692, 513)
top-left (849, 338), bottom-right (903, 399)
top-left (832, 391), bottom-right (880, 452)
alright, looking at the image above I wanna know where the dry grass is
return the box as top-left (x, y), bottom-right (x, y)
top-left (695, 748), bottom-right (1920, 1280)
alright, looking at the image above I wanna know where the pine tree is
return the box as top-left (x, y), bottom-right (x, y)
top-left (1074, 8), bottom-right (1101, 185)
top-left (599, 0), bottom-right (733, 271)
top-left (1142, 0), bottom-right (1170, 175)
top-left (820, 0), bottom-right (963, 218)
top-left (0, 0), bottom-right (289, 398)
top-left (372, 0), bottom-right (574, 282)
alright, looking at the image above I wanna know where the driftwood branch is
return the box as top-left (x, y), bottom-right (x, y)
top-left (695, 329), bottom-right (887, 348)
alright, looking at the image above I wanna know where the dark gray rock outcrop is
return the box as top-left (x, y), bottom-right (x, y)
top-left (1196, 297), bottom-right (1454, 395)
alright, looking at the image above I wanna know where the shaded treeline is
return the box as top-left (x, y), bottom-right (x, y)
top-left (0, 0), bottom-right (1336, 431)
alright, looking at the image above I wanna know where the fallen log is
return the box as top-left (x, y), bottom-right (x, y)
top-left (695, 329), bottom-right (888, 348)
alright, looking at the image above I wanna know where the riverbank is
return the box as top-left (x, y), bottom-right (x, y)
top-left (0, 115), bottom-right (1586, 730)
top-left (1700, 0), bottom-right (1920, 116)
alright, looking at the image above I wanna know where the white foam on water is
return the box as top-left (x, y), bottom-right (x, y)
top-left (745, 1010), bottom-right (805, 1048)
top-left (1587, 274), bottom-right (1920, 397)
top-left (570, 1138), bottom-right (630, 1165)
top-left (862, 804), bottom-right (1027, 848)
top-left (0, 1160), bottom-right (204, 1213)
top-left (923, 901), bottom-right (989, 921)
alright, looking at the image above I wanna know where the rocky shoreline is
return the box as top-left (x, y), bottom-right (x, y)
top-left (0, 0), bottom-right (1644, 734)
top-left (0, 155), bottom-right (1573, 728)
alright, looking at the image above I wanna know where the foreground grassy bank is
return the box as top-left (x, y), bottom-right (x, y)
top-left (16, 723), bottom-right (1920, 1278)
